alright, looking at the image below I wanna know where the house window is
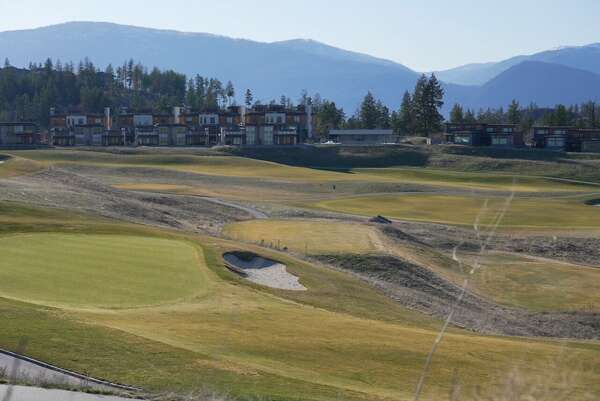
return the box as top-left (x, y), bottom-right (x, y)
top-left (492, 136), bottom-right (509, 145)
top-left (210, 117), bottom-right (216, 124)
top-left (547, 137), bottom-right (565, 147)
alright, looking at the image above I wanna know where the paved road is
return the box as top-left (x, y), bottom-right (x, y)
top-left (0, 351), bottom-right (137, 392)
top-left (0, 385), bottom-right (139, 401)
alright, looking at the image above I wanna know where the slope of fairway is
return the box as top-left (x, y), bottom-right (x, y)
top-left (0, 233), bottom-right (208, 308)
top-left (354, 167), bottom-right (600, 193)
top-left (0, 155), bottom-right (44, 178)
top-left (464, 252), bottom-right (600, 312)
top-left (223, 219), bottom-right (380, 254)
top-left (13, 150), bottom-right (358, 182)
top-left (311, 194), bottom-right (600, 228)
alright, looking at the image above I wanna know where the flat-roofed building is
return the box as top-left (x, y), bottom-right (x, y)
top-left (0, 122), bottom-right (41, 146)
top-left (444, 123), bottom-right (523, 147)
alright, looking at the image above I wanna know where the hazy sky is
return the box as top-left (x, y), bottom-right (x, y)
top-left (1, 0), bottom-right (599, 71)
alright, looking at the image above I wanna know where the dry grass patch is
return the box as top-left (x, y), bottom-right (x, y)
top-left (223, 219), bottom-right (380, 254)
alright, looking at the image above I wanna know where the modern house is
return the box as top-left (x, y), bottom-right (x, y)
top-left (0, 122), bottom-right (41, 146)
top-left (444, 123), bottom-right (524, 147)
top-left (328, 129), bottom-right (398, 145)
top-left (48, 104), bottom-right (315, 147)
top-left (533, 126), bottom-right (600, 152)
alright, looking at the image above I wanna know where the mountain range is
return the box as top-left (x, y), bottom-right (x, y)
top-left (2, 21), bottom-right (600, 113)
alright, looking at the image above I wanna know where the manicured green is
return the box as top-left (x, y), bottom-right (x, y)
top-left (0, 233), bottom-right (208, 308)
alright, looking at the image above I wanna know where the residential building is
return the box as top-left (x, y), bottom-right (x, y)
top-left (533, 126), bottom-right (600, 152)
top-left (328, 129), bottom-right (398, 145)
top-left (0, 122), bottom-right (41, 146)
top-left (444, 123), bottom-right (523, 147)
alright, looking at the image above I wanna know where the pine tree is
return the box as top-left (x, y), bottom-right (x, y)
top-left (464, 109), bottom-right (477, 123)
top-left (422, 73), bottom-right (444, 135)
top-left (450, 104), bottom-right (464, 123)
top-left (359, 92), bottom-right (379, 129)
top-left (397, 91), bottom-right (414, 134)
top-left (411, 74), bottom-right (428, 134)
top-left (507, 100), bottom-right (521, 124)
top-left (3, 58), bottom-right (10, 68)
top-left (245, 89), bottom-right (253, 108)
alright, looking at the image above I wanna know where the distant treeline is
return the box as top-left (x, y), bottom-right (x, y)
top-left (449, 100), bottom-right (600, 130)
top-left (0, 59), bottom-right (447, 137)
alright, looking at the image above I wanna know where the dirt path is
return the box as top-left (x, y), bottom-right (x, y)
top-left (196, 197), bottom-right (268, 219)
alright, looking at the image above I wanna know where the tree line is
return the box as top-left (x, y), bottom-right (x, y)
top-left (0, 58), bottom-right (231, 126)
top-left (0, 58), bottom-right (447, 136)
top-left (449, 100), bottom-right (600, 131)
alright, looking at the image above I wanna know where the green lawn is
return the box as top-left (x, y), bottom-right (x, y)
top-left (310, 194), bottom-right (600, 228)
top-left (0, 233), bottom-right (209, 308)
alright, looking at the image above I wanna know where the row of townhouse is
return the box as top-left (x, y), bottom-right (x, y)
top-left (442, 123), bottom-right (526, 147)
top-left (531, 126), bottom-right (600, 152)
top-left (441, 122), bottom-right (600, 152)
top-left (49, 104), bottom-right (315, 147)
top-left (0, 122), bottom-right (44, 147)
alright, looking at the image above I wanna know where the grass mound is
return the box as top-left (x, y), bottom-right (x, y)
top-left (0, 233), bottom-right (208, 308)
top-left (223, 219), bottom-right (380, 254)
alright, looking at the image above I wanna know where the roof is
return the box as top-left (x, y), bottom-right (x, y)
top-left (0, 122), bottom-right (37, 126)
top-left (329, 129), bottom-right (394, 136)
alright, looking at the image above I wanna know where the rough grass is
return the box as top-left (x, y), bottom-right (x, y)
top-left (0, 233), bottom-right (209, 309)
top-left (0, 154), bottom-right (45, 178)
top-left (222, 219), bottom-right (380, 254)
top-left (310, 194), bottom-right (600, 229)
top-left (463, 252), bottom-right (600, 312)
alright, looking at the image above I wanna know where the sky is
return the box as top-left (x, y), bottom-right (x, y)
top-left (1, 0), bottom-right (600, 71)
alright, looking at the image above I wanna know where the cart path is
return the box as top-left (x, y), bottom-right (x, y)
top-left (0, 385), bottom-right (140, 401)
top-left (0, 349), bottom-right (140, 393)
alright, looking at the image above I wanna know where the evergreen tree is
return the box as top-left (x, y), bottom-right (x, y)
top-left (421, 73), bottom-right (444, 135)
top-left (395, 91), bottom-right (414, 135)
top-left (450, 104), bottom-right (464, 123)
top-left (245, 89), bottom-right (253, 108)
top-left (3, 58), bottom-right (10, 68)
top-left (507, 100), bottom-right (521, 124)
top-left (464, 109), bottom-right (477, 123)
top-left (359, 92), bottom-right (379, 129)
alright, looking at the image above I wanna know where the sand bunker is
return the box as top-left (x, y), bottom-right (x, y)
top-left (223, 252), bottom-right (306, 291)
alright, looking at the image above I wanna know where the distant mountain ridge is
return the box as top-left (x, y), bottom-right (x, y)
top-left (436, 43), bottom-right (600, 86)
top-left (2, 22), bottom-right (600, 113)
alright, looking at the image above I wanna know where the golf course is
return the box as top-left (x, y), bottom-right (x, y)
top-left (1, 145), bottom-right (600, 401)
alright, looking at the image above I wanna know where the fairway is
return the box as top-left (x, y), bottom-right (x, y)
top-left (311, 194), bottom-right (600, 228)
top-left (223, 219), bottom-right (380, 254)
top-left (464, 252), bottom-right (600, 312)
top-left (0, 233), bottom-right (208, 308)
top-left (354, 167), bottom-right (600, 192)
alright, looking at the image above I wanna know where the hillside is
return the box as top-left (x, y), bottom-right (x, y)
top-left (437, 43), bottom-right (600, 85)
top-left (0, 22), bottom-right (421, 112)
top-left (470, 61), bottom-right (600, 108)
